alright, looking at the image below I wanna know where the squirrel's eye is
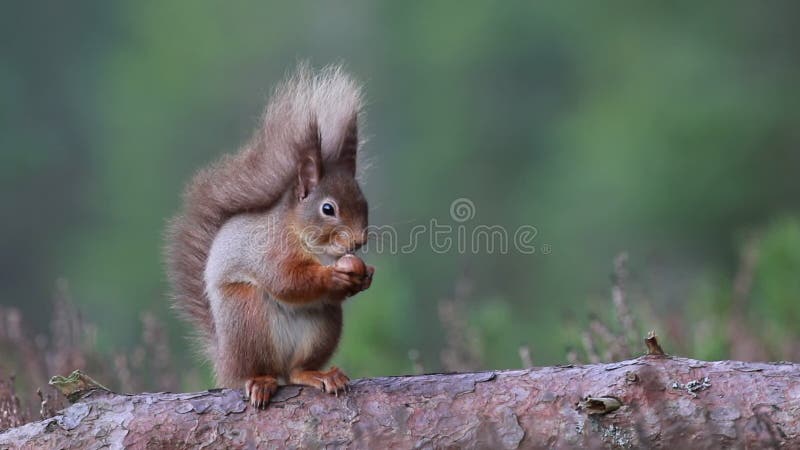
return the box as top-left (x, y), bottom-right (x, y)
top-left (321, 202), bottom-right (336, 217)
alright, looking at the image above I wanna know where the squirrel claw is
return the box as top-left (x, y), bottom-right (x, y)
top-left (245, 376), bottom-right (278, 409)
top-left (290, 367), bottom-right (350, 394)
top-left (330, 269), bottom-right (369, 298)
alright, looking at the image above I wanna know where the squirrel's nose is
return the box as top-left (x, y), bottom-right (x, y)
top-left (349, 231), bottom-right (368, 251)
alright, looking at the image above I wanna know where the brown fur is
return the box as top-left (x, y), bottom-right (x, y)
top-left (164, 64), bottom-right (369, 396)
top-left (220, 282), bottom-right (259, 302)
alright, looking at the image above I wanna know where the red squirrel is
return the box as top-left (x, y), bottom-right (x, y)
top-left (165, 65), bottom-right (374, 408)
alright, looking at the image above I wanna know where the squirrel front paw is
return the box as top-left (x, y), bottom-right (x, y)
top-left (330, 254), bottom-right (374, 298)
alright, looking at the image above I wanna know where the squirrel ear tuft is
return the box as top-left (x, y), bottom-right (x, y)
top-left (338, 113), bottom-right (358, 176)
top-left (297, 120), bottom-right (323, 200)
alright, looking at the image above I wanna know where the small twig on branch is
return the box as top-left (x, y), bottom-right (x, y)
top-left (518, 345), bottom-right (533, 368)
top-left (645, 330), bottom-right (666, 356)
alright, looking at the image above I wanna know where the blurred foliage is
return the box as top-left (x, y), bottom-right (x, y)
top-left (1, 0), bottom-right (799, 394)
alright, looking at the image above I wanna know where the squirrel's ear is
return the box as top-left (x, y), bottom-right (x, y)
top-left (297, 122), bottom-right (323, 200)
top-left (297, 153), bottom-right (321, 200)
top-left (338, 113), bottom-right (358, 176)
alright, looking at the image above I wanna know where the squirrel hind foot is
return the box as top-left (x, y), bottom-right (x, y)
top-left (289, 366), bottom-right (350, 395)
top-left (244, 375), bottom-right (279, 409)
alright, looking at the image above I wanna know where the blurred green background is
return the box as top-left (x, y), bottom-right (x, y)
top-left (2, 1), bottom-right (799, 391)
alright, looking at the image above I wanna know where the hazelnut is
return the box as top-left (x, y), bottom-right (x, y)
top-left (334, 254), bottom-right (366, 276)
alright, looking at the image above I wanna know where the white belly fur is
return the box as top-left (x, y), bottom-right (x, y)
top-left (266, 297), bottom-right (330, 376)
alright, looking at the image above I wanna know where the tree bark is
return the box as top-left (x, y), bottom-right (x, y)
top-left (1, 355), bottom-right (797, 449)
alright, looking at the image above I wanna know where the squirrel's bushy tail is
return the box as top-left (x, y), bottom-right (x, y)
top-left (165, 64), bottom-right (363, 357)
